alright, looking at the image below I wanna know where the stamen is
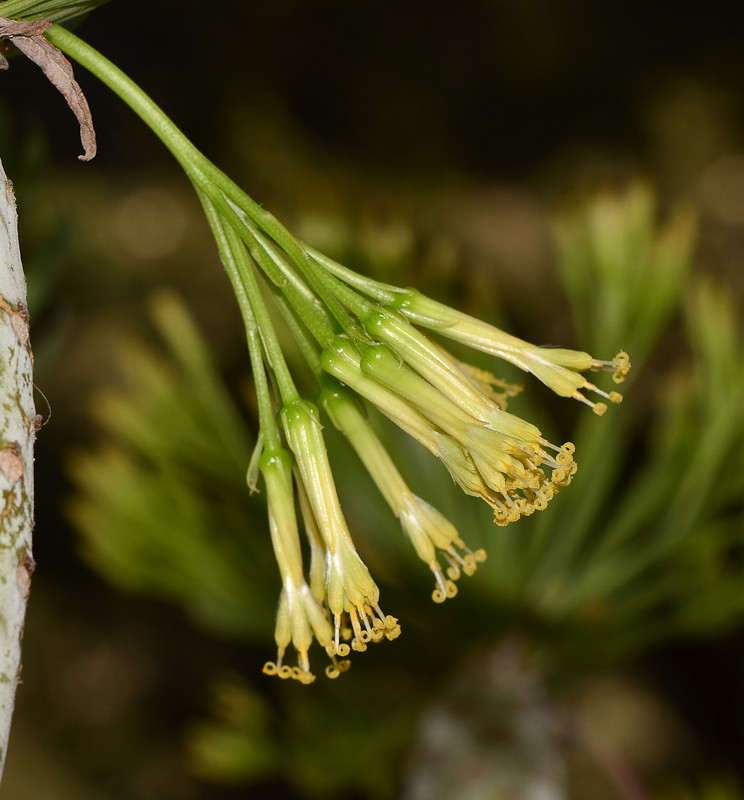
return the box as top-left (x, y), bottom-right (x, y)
top-left (590, 351), bottom-right (630, 384)
top-left (443, 551), bottom-right (461, 581)
top-left (430, 561), bottom-right (448, 603)
top-left (374, 604), bottom-right (401, 640)
top-left (585, 382), bottom-right (624, 405)
top-left (571, 390), bottom-right (607, 415)
top-left (349, 607), bottom-right (367, 651)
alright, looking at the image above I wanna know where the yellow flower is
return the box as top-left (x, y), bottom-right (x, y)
top-left (280, 401), bottom-right (400, 657)
top-left (320, 338), bottom-right (575, 526)
top-left (358, 343), bottom-right (576, 524)
top-left (321, 381), bottom-right (486, 603)
top-left (258, 449), bottom-right (336, 683)
top-left (389, 290), bottom-right (630, 414)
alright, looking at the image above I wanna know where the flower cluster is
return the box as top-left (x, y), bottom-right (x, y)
top-left (37, 26), bottom-right (631, 683)
top-left (235, 248), bottom-right (628, 682)
top-left (270, 256), bottom-right (628, 678)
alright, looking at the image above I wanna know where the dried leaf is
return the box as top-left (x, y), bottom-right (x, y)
top-left (0, 15), bottom-right (96, 160)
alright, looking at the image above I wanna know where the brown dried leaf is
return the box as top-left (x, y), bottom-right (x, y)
top-left (0, 16), bottom-right (96, 160)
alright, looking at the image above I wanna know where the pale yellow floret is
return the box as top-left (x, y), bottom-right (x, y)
top-left (322, 381), bottom-right (488, 598)
top-left (355, 343), bottom-right (578, 523)
top-left (399, 493), bottom-right (486, 602)
top-left (260, 448), bottom-right (335, 684)
top-left (320, 337), bottom-right (574, 530)
top-left (365, 309), bottom-right (545, 442)
top-left (389, 291), bottom-right (630, 408)
top-left (281, 400), bottom-right (401, 660)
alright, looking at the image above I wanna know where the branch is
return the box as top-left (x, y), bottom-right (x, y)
top-left (0, 156), bottom-right (37, 781)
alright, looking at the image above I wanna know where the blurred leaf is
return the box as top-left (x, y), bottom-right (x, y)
top-left (67, 293), bottom-right (276, 640)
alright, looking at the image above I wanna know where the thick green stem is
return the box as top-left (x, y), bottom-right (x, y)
top-left (267, 282), bottom-right (324, 378)
top-left (225, 229), bottom-right (300, 407)
top-left (200, 197), bottom-right (286, 451)
top-left (311, 265), bottom-right (376, 319)
top-left (238, 225), bottom-right (337, 347)
top-left (305, 244), bottom-right (408, 305)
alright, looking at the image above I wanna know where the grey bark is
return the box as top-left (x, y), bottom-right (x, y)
top-left (0, 156), bottom-right (36, 780)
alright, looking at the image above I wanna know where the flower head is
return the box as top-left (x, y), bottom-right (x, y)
top-left (280, 400), bottom-right (400, 656)
top-left (321, 381), bottom-right (487, 602)
top-left (389, 290), bottom-right (630, 414)
top-left (399, 494), bottom-right (487, 603)
top-left (259, 448), bottom-right (336, 683)
top-left (356, 343), bottom-right (576, 524)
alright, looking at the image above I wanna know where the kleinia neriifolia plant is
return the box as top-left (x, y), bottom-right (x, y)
top-left (0, 0), bottom-right (630, 683)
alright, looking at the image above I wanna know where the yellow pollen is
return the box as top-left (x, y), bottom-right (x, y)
top-left (591, 351), bottom-right (631, 384)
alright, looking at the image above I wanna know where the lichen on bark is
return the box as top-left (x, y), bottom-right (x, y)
top-left (0, 156), bottom-right (36, 780)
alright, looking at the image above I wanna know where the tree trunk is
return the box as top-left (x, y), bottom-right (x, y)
top-left (0, 156), bottom-right (36, 780)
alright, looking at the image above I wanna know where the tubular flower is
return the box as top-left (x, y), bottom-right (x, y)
top-left (357, 343), bottom-right (577, 524)
top-left (259, 448), bottom-right (338, 683)
top-left (388, 289), bottom-right (630, 414)
top-left (320, 381), bottom-right (486, 602)
top-left (319, 337), bottom-right (576, 524)
top-left (280, 401), bottom-right (400, 657)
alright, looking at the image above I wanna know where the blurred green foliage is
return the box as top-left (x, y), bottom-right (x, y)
top-left (67, 183), bottom-right (744, 797)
